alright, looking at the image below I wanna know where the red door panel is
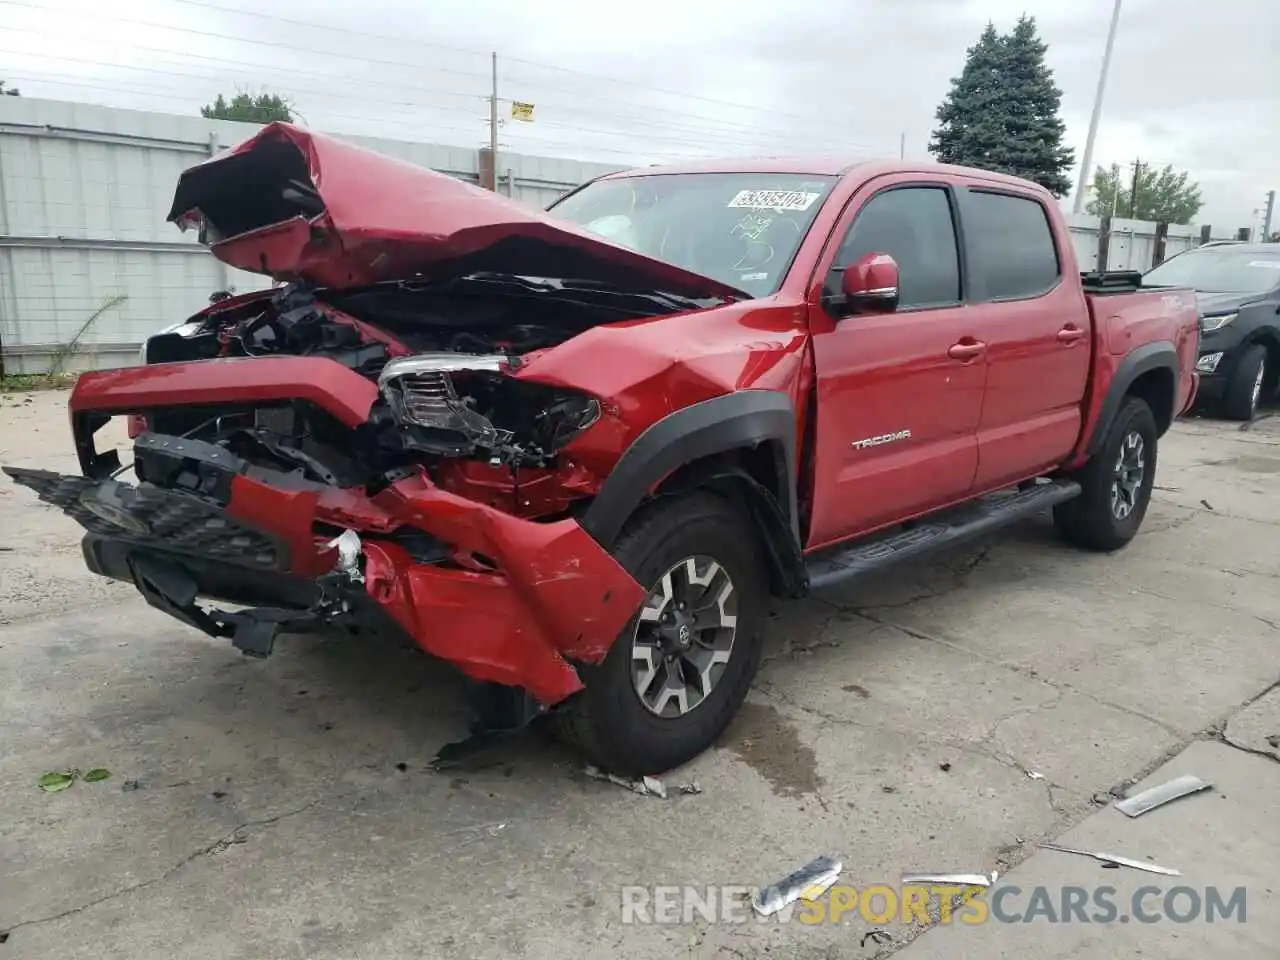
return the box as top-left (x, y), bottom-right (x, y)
top-left (808, 308), bottom-right (985, 547)
top-left (804, 179), bottom-right (985, 550)
top-left (958, 188), bottom-right (1092, 490)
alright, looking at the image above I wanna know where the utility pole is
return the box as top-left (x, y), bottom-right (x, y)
top-left (1126, 158), bottom-right (1142, 220)
top-left (899, 132), bottom-right (905, 160)
top-left (488, 51), bottom-right (499, 191)
top-left (1264, 190), bottom-right (1276, 241)
top-left (1073, 0), bottom-right (1124, 214)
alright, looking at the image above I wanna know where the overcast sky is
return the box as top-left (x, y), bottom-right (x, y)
top-left (3, 0), bottom-right (1276, 228)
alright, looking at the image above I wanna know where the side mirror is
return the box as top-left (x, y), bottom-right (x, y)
top-left (831, 252), bottom-right (900, 316)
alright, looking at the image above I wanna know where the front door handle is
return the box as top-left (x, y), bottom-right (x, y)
top-left (1057, 326), bottom-right (1086, 343)
top-left (948, 339), bottom-right (986, 361)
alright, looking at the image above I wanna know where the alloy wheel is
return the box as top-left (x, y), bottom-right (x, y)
top-left (629, 555), bottom-right (738, 718)
top-left (1110, 430), bottom-right (1146, 521)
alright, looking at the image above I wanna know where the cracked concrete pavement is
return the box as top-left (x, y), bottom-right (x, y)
top-left (1, 390), bottom-right (1279, 959)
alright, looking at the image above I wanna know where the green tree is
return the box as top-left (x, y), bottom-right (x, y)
top-left (1086, 163), bottom-right (1203, 224)
top-left (0, 80), bottom-right (19, 96)
top-left (200, 92), bottom-right (293, 123)
top-left (929, 16), bottom-right (1075, 197)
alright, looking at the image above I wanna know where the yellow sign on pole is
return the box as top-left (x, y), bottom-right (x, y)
top-left (510, 101), bottom-right (535, 122)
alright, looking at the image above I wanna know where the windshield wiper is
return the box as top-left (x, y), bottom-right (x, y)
top-left (556, 278), bottom-right (735, 311)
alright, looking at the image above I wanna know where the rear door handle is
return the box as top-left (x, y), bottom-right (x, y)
top-left (1057, 326), bottom-right (1086, 343)
top-left (948, 339), bottom-right (986, 361)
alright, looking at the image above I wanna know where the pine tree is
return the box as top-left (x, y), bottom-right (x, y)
top-left (929, 16), bottom-right (1075, 197)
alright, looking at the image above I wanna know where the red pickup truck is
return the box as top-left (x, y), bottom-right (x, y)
top-left (4, 124), bottom-right (1199, 775)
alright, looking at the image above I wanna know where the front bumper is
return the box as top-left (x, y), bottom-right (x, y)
top-left (4, 366), bottom-right (648, 705)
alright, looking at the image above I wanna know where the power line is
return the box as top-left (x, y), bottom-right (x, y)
top-left (0, 43), bottom-right (870, 154)
top-left (0, 73), bottom-right (716, 163)
top-left (0, 56), bottom-right (867, 159)
top-left (158, 0), bottom-right (837, 127)
top-left (1, 0), bottom-right (866, 144)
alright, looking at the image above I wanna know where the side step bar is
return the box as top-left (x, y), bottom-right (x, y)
top-left (806, 479), bottom-right (1081, 589)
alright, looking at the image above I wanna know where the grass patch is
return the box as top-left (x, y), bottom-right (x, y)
top-left (0, 372), bottom-right (78, 393)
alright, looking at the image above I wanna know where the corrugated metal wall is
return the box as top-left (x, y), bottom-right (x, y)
top-left (0, 96), bottom-right (1244, 376)
top-left (0, 97), bottom-right (621, 375)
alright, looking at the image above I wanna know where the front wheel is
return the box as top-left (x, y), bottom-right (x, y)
top-left (1222, 344), bottom-right (1268, 421)
top-left (553, 492), bottom-right (766, 776)
top-left (1054, 396), bottom-right (1158, 552)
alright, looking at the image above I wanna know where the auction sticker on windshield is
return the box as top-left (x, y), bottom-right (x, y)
top-left (728, 190), bottom-right (822, 211)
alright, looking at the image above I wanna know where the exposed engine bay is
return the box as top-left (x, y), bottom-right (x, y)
top-left (137, 276), bottom-right (688, 518)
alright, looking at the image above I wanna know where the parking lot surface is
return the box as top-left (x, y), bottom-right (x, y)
top-left (2, 389), bottom-right (1278, 959)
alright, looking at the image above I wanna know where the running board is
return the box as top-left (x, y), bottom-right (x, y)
top-left (806, 479), bottom-right (1081, 589)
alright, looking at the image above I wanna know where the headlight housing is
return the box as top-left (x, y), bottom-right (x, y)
top-left (1199, 312), bottom-right (1237, 333)
top-left (377, 352), bottom-right (602, 462)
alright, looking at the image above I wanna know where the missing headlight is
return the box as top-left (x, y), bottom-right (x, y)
top-left (377, 352), bottom-right (601, 465)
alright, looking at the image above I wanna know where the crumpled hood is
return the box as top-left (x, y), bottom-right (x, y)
top-left (167, 122), bottom-right (747, 301)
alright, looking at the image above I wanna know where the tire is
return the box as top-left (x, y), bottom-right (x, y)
top-left (1053, 396), bottom-right (1157, 552)
top-left (1222, 344), bottom-right (1268, 421)
top-left (553, 491), bottom-right (766, 776)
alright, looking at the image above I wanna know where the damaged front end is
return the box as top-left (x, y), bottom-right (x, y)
top-left (5, 362), bottom-right (647, 708)
top-left (3, 121), bottom-right (768, 724)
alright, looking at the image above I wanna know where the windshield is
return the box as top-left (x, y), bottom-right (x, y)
top-left (1142, 248), bottom-right (1280, 294)
top-left (549, 173), bottom-right (838, 298)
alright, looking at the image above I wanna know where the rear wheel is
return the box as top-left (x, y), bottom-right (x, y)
top-left (1054, 396), bottom-right (1157, 552)
top-left (1222, 344), bottom-right (1268, 421)
top-left (553, 492), bottom-right (766, 776)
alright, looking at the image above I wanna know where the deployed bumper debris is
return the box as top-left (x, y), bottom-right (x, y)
top-left (1037, 842), bottom-right (1180, 876)
top-left (584, 765), bottom-right (668, 799)
top-left (752, 855), bottom-right (843, 917)
top-left (901, 871), bottom-right (998, 887)
top-left (1113, 774), bottom-right (1212, 818)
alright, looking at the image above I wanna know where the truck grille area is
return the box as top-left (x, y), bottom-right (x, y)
top-left (2, 467), bottom-right (289, 571)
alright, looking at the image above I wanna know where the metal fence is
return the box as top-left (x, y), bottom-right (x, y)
top-left (0, 96), bottom-right (1245, 376)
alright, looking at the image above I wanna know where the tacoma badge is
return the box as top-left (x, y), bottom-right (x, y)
top-left (851, 429), bottom-right (912, 450)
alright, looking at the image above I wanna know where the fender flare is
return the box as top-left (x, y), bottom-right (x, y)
top-left (579, 390), bottom-right (799, 552)
top-left (1085, 341), bottom-right (1180, 458)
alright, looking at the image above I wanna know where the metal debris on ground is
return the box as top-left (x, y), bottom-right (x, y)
top-left (901, 871), bottom-right (998, 887)
top-left (1037, 842), bottom-right (1180, 876)
top-left (584, 764), bottom-right (668, 799)
top-left (678, 781), bottom-right (703, 795)
top-left (121, 779), bottom-right (141, 792)
top-left (1114, 774), bottom-right (1212, 818)
top-left (752, 855), bottom-right (843, 917)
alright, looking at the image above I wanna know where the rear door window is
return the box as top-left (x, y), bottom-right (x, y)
top-left (962, 190), bottom-right (1061, 300)
top-left (828, 186), bottom-right (961, 309)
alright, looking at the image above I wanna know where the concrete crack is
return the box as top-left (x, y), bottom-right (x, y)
top-left (0, 794), bottom-right (334, 936)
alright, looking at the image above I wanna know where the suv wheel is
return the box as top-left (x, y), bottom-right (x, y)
top-left (1054, 396), bottom-right (1158, 552)
top-left (553, 492), bottom-right (766, 776)
top-left (1223, 344), bottom-right (1268, 421)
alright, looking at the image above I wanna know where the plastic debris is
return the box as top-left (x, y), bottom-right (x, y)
top-left (584, 765), bottom-right (668, 799)
top-left (678, 781), bottom-right (703, 795)
top-left (1114, 774), bottom-right (1212, 818)
top-left (328, 529), bottom-right (364, 583)
top-left (1037, 842), bottom-right (1180, 876)
top-left (901, 871), bottom-right (998, 887)
top-left (1026, 770), bottom-right (1046, 781)
top-left (861, 931), bottom-right (892, 947)
top-left (752, 855), bottom-right (843, 916)
top-left (83, 768), bottom-right (111, 783)
top-left (122, 779), bottom-right (141, 792)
